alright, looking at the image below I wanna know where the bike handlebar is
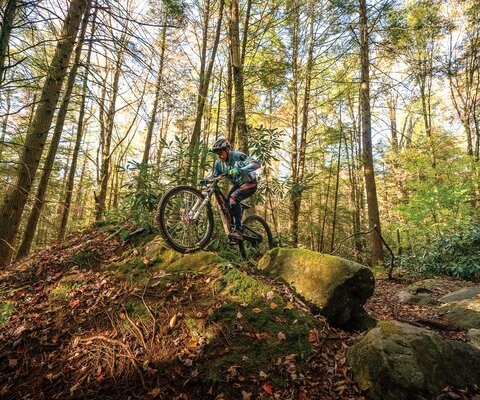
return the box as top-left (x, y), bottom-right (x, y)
top-left (199, 174), bottom-right (227, 185)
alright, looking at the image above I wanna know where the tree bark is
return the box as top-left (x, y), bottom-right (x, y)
top-left (0, 0), bottom-right (17, 86)
top-left (0, 90), bottom-right (10, 159)
top-left (0, 0), bottom-right (90, 268)
top-left (359, 0), bottom-right (383, 265)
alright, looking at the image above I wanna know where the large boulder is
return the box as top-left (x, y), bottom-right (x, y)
top-left (347, 320), bottom-right (480, 400)
top-left (438, 295), bottom-right (480, 329)
top-left (256, 248), bottom-right (375, 329)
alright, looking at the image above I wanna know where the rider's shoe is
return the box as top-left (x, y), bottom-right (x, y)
top-left (229, 229), bottom-right (243, 240)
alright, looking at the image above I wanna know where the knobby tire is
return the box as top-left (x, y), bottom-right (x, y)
top-left (239, 214), bottom-right (274, 260)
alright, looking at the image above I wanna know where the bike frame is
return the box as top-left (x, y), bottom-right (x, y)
top-left (190, 175), bottom-right (263, 246)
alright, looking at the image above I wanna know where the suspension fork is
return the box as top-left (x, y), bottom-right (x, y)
top-left (188, 189), bottom-right (212, 221)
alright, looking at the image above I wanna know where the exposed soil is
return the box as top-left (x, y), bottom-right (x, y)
top-left (0, 228), bottom-right (479, 400)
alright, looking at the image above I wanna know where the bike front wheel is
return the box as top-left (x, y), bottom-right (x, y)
top-left (156, 185), bottom-right (214, 253)
top-left (240, 215), bottom-right (274, 261)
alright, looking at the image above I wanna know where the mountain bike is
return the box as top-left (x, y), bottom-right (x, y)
top-left (155, 174), bottom-right (273, 260)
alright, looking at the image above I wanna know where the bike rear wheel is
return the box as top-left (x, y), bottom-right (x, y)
top-left (156, 185), bottom-right (214, 253)
top-left (239, 215), bottom-right (274, 260)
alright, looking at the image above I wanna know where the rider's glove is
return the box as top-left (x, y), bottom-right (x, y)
top-left (229, 167), bottom-right (241, 177)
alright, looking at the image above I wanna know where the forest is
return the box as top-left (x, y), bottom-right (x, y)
top-left (1, 0), bottom-right (479, 277)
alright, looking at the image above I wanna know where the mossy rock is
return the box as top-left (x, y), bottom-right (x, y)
top-left (346, 320), bottom-right (480, 400)
top-left (438, 296), bottom-right (480, 329)
top-left (257, 248), bottom-right (375, 329)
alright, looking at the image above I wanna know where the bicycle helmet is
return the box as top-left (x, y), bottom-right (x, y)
top-left (210, 138), bottom-right (231, 153)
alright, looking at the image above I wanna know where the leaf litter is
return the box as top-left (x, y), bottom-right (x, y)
top-left (0, 227), bottom-right (479, 399)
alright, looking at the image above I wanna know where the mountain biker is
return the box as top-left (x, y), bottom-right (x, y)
top-left (209, 138), bottom-right (261, 240)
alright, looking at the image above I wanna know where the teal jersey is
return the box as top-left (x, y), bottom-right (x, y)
top-left (213, 150), bottom-right (261, 186)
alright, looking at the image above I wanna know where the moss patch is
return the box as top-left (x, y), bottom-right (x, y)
top-left (108, 256), bottom-right (154, 285)
top-left (68, 248), bottom-right (100, 267)
top-left (165, 251), bottom-right (226, 275)
top-left (124, 298), bottom-right (149, 320)
top-left (0, 301), bottom-right (14, 324)
top-left (216, 267), bottom-right (271, 303)
top-left (50, 276), bottom-right (83, 301)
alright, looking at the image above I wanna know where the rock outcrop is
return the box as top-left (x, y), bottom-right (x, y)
top-left (257, 248), bottom-right (375, 329)
top-left (347, 320), bottom-right (480, 400)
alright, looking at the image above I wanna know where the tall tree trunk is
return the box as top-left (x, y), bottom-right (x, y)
top-left (0, 0), bottom-right (17, 86)
top-left (320, 156), bottom-right (334, 252)
top-left (418, 65), bottom-right (436, 168)
top-left (359, 0), bottom-right (383, 265)
top-left (58, 7), bottom-right (97, 240)
top-left (0, 0), bottom-right (90, 268)
top-left (229, 0), bottom-right (248, 151)
top-left (17, 1), bottom-right (91, 258)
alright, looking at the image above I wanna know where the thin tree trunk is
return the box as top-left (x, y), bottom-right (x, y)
top-left (330, 134), bottom-right (342, 253)
top-left (359, 0), bottom-right (383, 265)
top-left (288, 1), bottom-right (300, 246)
top-left (290, 0), bottom-right (314, 246)
top-left (142, 24), bottom-right (167, 166)
top-left (320, 156), bottom-right (334, 252)
top-left (226, 55), bottom-right (234, 142)
top-left (229, 0), bottom-right (248, 151)
top-left (95, 32), bottom-right (126, 221)
top-left (187, 0), bottom-right (225, 181)
top-left (0, 0), bottom-right (90, 267)
top-left (73, 147), bottom-right (88, 224)
top-left (58, 7), bottom-right (97, 240)
top-left (17, 2), bottom-right (91, 257)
